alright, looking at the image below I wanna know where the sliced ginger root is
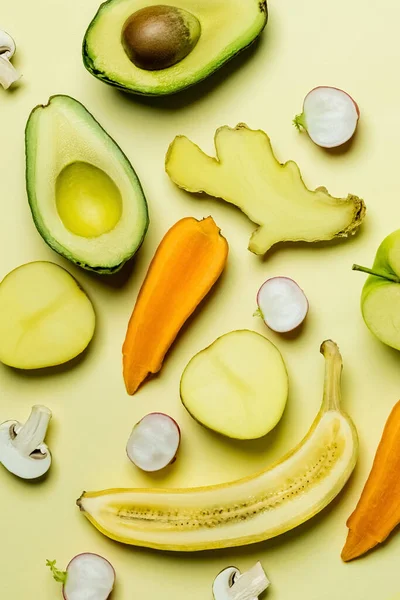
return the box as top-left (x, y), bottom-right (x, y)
top-left (166, 124), bottom-right (366, 255)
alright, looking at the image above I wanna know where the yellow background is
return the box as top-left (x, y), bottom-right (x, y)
top-left (1, 0), bottom-right (399, 598)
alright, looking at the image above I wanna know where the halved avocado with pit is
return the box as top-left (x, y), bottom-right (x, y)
top-left (83, 0), bottom-right (268, 96)
top-left (25, 95), bottom-right (149, 274)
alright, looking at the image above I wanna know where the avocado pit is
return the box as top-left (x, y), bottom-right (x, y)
top-left (56, 161), bottom-right (123, 238)
top-left (121, 5), bottom-right (201, 71)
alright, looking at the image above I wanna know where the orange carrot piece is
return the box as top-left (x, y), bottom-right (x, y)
top-left (122, 216), bottom-right (229, 395)
top-left (342, 400), bottom-right (400, 561)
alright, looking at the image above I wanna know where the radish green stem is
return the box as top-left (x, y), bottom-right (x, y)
top-left (46, 559), bottom-right (67, 584)
top-left (352, 264), bottom-right (400, 283)
top-left (293, 113), bottom-right (306, 131)
top-left (13, 406), bottom-right (52, 456)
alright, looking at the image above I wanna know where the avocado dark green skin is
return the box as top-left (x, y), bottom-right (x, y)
top-left (82, 0), bottom-right (268, 97)
top-left (25, 95), bottom-right (149, 275)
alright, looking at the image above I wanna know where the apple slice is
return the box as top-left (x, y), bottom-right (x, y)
top-left (0, 261), bottom-right (95, 369)
top-left (256, 277), bottom-right (308, 333)
top-left (294, 86), bottom-right (359, 148)
top-left (180, 330), bottom-right (288, 440)
top-left (353, 230), bottom-right (400, 350)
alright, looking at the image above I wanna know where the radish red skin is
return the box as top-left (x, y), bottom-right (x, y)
top-left (63, 553), bottom-right (115, 600)
top-left (256, 277), bottom-right (309, 333)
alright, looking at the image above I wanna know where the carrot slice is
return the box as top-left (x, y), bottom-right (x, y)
top-left (342, 400), bottom-right (400, 561)
top-left (122, 216), bottom-right (229, 395)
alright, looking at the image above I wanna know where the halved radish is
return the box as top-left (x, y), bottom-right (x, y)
top-left (46, 553), bottom-right (115, 599)
top-left (293, 86), bottom-right (359, 148)
top-left (126, 413), bottom-right (181, 472)
top-left (257, 277), bottom-right (308, 333)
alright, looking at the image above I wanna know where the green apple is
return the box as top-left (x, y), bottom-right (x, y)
top-left (353, 230), bottom-right (400, 350)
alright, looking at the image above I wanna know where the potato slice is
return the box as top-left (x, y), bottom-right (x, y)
top-left (0, 262), bottom-right (95, 369)
top-left (180, 330), bottom-right (288, 440)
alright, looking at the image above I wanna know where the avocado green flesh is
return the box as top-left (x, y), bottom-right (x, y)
top-left (26, 95), bottom-right (149, 274)
top-left (83, 0), bottom-right (268, 96)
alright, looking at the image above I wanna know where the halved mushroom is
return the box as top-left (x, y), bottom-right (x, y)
top-left (213, 562), bottom-right (270, 600)
top-left (0, 30), bottom-right (21, 89)
top-left (0, 405), bottom-right (52, 479)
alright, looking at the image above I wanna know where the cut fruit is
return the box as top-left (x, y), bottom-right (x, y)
top-left (26, 95), bottom-right (149, 274)
top-left (47, 554), bottom-right (115, 600)
top-left (294, 87), bottom-right (360, 148)
top-left (0, 262), bottom-right (95, 369)
top-left (77, 340), bottom-right (358, 552)
top-left (256, 277), bottom-right (308, 333)
top-left (166, 124), bottom-right (366, 255)
top-left (126, 413), bottom-right (181, 472)
top-left (180, 330), bottom-right (288, 440)
top-left (83, 0), bottom-right (268, 95)
top-left (352, 230), bottom-right (400, 351)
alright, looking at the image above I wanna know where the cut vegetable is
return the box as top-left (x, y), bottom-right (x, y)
top-left (342, 401), bottom-right (400, 562)
top-left (123, 216), bottom-right (228, 395)
top-left (126, 413), bottom-right (181, 472)
top-left (213, 563), bottom-right (270, 600)
top-left (0, 262), bottom-right (95, 369)
top-left (47, 554), bottom-right (115, 600)
top-left (256, 277), bottom-right (308, 333)
top-left (166, 124), bottom-right (366, 255)
top-left (0, 405), bottom-right (52, 479)
top-left (180, 330), bottom-right (288, 440)
top-left (0, 30), bottom-right (20, 89)
top-left (294, 87), bottom-right (359, 148)
top-left (77, 340), bottom-right (358, 552)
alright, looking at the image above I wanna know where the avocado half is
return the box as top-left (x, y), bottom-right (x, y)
top-left (25, 95), bottom-right (149, 274)
top-left (83, 0), bottom-right (268, 96)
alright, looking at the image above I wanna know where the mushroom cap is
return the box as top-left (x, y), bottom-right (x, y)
top-left (0, 30), bottom-right (16, 59)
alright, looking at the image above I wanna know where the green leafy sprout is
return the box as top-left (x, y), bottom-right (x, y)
top-left (46, 559), bottom-right (68, 584)
top-left (293, 113), bottom-right (306, 131)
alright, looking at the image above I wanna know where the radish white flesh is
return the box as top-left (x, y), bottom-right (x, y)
top-left (126, 413), bottom-right (180, 472)
top-left (257, 277), bottom-right (308, 333)
top-left (64, 554), bottom-right (115, 600)
top-left (294, 87), bottom-right (359, 148)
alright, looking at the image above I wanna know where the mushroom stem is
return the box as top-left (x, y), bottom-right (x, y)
top-left (229, 563), bottom-right (270, 600)
top-left (13, 405), bottom-right (52, 456)
top-left (0, 55), bottom-right (19, 89)
top-left (0, 30), bottom-right (20, 89)
top-left (213, 563), bottom-right (270, 600)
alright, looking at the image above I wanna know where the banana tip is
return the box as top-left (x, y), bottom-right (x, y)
top-left (76, 493), bottom-right (86, 511)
